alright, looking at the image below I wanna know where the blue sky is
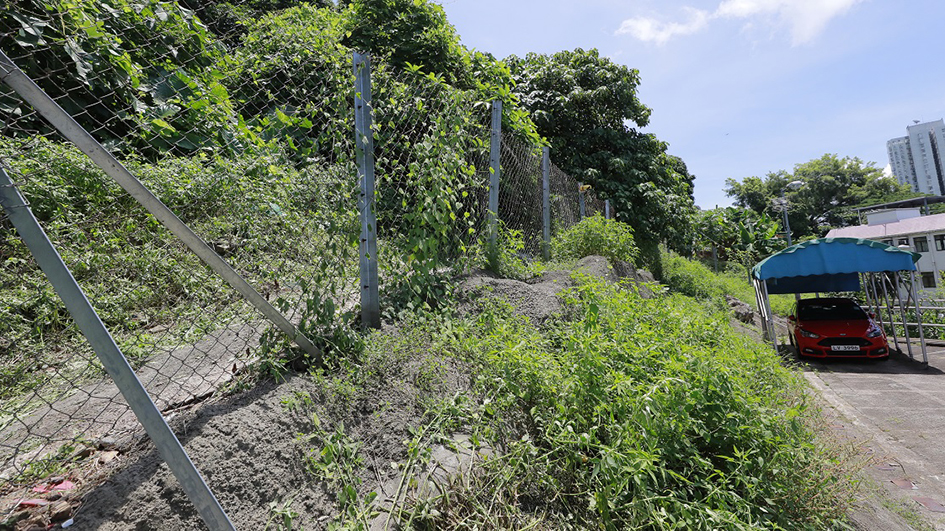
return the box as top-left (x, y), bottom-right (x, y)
top-left (435, 0), bottom-right (945, 209)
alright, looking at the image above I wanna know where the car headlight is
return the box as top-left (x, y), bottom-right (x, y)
top-left (866, 328), bottom-right (883, 338)
top-left (800, 329), bottom-right (820, 338)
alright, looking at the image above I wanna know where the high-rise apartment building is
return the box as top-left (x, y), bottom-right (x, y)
top-left (887, 119), bottom-right (945, 195)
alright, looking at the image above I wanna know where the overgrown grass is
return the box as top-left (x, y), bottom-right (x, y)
top-left (379, 274), bottom-right (856, 529)
top-left (661, 250), bottom-right (795, 316)
top-left (0, 137), bottom-right (357, 403)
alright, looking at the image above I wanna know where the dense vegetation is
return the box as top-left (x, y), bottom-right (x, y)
top-left (0, 0), bottom-right (698, 388)
top-left (0, 1), bottom-right (861, 528)
top-left (317, 269), bottom-right (852, 529)
top-left (508, 50), bottom-right (697, 265)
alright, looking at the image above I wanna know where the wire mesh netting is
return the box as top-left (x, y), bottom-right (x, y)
top-left (0, 0), bottom-right (611, 519)
top-left (497, 130), bottom-right (544, 255)
top-left (0, 0), bottom-right (360, 499)
top-left (371, 65), bottom-right (491, 305)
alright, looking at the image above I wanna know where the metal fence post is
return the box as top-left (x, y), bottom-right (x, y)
top-left (488, 100), bottom-right (502, 248)
top-left (909, 271), bottom-right (929, 363)
top-left (353, 52), bottom-right (380, 329)
top-left (0, 49), bottom-right (320, 359)
top-left (541, 147), bottom-right (551, 261)
top-left (0, 167), bottom-right (236, 531)
top-left (604, 199), bottom-right (610, 220)
top-left (578, 182), bottom-right (586, 219)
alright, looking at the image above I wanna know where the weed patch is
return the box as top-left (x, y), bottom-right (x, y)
top-left (661, 250), bottom-right (794, 315)
top-left (399, 275), bottom-right (853, 529)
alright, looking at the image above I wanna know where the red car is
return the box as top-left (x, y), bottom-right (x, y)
top-left (788, 297), bottom-right (889, 359)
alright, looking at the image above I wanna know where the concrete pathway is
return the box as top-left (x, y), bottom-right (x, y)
top-left (802, 342), bottom-right (945, 530)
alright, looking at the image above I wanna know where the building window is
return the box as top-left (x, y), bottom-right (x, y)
top-left (914, 236), bottom-right (929, 252)
top-left (882, 239), bottom-right (893, 245)
top-left (935, 234), bottom-right (945, 251)
top-left (922, 272), bottom-right (936, 288)
top-left (898, 238), bottom-right (909, 246)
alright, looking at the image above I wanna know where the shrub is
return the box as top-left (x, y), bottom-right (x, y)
top-left (661, 251), bottom-right (726, 301)
top-left (661, 250), bottom-right (795, 315)
top-left (404, 275), bottom-right (852, 529)
top-left (551, 214), bottom-right (638, 265)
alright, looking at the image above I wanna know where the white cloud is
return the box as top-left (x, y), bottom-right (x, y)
top-left (615, 8), bottom-right (710, 45)
top-left (616, 0), bottom-right (863, 45)
top-left (717, 0), bottom-right (863, 45)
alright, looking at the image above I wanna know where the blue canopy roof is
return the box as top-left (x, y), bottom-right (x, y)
top-left (751, 237), bottom-right (920, 295)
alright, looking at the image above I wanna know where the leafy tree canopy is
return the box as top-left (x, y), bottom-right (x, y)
top-left (724, 154), bottom-right (917, 239)
top-left (1, 0), bottom-right (240, 156)
top-left (175, 0), bottom-right (337, 45)
top-left (696, 206), bottom-right (785, 266)
top-left (341, 0), bottom-right (537, 141)
top-left (343, 0), bottom-right (465, 85)
top-left (507, 48), bottom-right (696, 258)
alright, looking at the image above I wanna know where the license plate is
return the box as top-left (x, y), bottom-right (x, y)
top-left (831, 345), bottom-right (861, 352)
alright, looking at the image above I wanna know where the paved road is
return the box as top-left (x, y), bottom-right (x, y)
top-left (801, 341), bottom-right (945, 529)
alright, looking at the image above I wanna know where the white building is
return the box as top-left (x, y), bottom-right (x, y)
top-left (827, 208), bottom-right (945, 290)
top-left (886, 136), bottom-right (916, 190)
top-left (887, 119), bottom-right (945, 195)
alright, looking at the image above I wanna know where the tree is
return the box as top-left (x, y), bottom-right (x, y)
top-left (1, 0), bottom-right (238, 156)
top-left (696, 207), bottom-right (785, 267)
top-left (725, 154), bottom-right (917, 239)
top-left (337, 0), bottom-right (539, 144)
top-left (508, 49), bottom-right (696, 261)
top-left (176, 0), bottom-right (338, 45)
top-left (343, 0), bottom-right (466, 85)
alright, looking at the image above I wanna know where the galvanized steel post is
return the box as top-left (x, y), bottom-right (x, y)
top-left (578, 183), bottom-right (586, 219)
top-left (488, 100), bottom-right (502, 248)
top-left (353, 53), bottom-right (380, 329)
top-left (541, 147), bottom-right (551, 261)
top-left (877, 273), bottom-right (900, 352)
top-left (892, 272), bottom-right (914, 359)
top-left (909, 271), bottom-right (929, 363)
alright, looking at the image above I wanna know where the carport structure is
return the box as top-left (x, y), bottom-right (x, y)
top-left (751, 237), bottom-right (929, 362)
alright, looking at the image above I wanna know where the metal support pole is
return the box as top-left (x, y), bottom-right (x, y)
top-left (760, 280), bottom-right (778, 349)
top-left (781, 189), bottom-right (792, 247)
top-left (604, 200), bottom-right (610, 220)
top-left (0, 50), bottom-right (320, 358)
top-left (353, 53), bottom-right (380, 329)
top-left (0, 167), bottom-right (235, 531)
top-left (863, 273), bottom-right (876, 321)
top-left (862, 273), bottom-right (874, 310)
top-left (863, 273), bottom-right (879, 329)
top-left (578, 183), bottom-right (586, 220)
top-left (488, 100), bottom-right (502, 248)
top-left (909, 271), bottom-right (929, 363)
top-left (893, 272), bottom-right (914, 359)
top-left (541, 147), bottom-right (551, 261)
top-left (877, 273), bottom-right (900, 352)
top-left (712, 245), bottom-right (719, 273)
top-left (752, 278), bottom-right (770, 342)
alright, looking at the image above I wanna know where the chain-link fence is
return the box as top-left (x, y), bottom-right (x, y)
top-left (0, 1), bottom-right (611, 524)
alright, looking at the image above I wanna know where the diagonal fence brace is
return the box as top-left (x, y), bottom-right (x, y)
top-left (0, 166), bottom-right (236, 531)
top-left (0, 49), bottom-right (320, 362)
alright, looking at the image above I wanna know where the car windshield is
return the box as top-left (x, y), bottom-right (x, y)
top-left (797, 301), bottom-right (867, 321)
